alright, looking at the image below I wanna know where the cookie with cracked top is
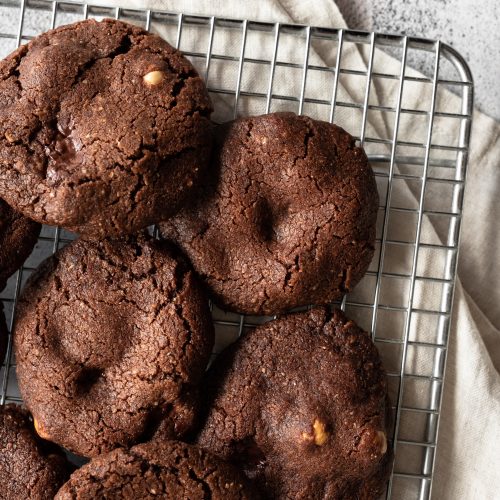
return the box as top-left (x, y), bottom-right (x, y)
top-left (55, 440), bottom-right (258, 499)
top-left (0, 198), bottom-right (40, 290)
top-left (0, 18), bottom-right (212, 238)
top-left (1, 404), bottom-right (70, 500)
top-left (14, 234), bottom-right (214, 458)
top-left (0, 301), bottom-right (8, 364)
top-left (159, 112), bottom-right (378, 315)
top-left (196, 307), bottom-right (392, 500)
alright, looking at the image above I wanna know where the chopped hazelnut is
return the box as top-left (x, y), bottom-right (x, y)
top-left (143, 70), bottom-right (165, 86)
top-left (33, 418), bottom-right (49, 439)
top-left (313, 419), bottom-right (328, 446)
top-left (301, 418), bottom-right (329, 446)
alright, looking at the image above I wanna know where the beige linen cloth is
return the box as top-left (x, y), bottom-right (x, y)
top-left (96, 0), bottom-right (499, 498)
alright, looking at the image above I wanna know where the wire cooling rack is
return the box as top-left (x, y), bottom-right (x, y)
top-left (0, 1), bottom-right (473, 498)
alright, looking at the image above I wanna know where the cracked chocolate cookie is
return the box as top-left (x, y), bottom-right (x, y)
top-left (14, 234), bottom-right (214, 458)
top-left (1, 404), bottom-right (69, 500)
top-left (0, 18), bottom-right (212, 238)
top-left (0, 301), bottom-right (8, 364)
top-left (196, 307), bottom-right (392, 500)
top-left (55, 440), bottom-right (257, 499)
top-left (0, 198), bottom-right (40, 290)
top-left (160, 112), bottom-right (378, 315)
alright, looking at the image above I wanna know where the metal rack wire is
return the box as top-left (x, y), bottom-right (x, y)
top-left (0, 1), bottom-right (473, 498)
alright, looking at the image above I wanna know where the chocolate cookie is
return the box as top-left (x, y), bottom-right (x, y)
top-left (197, 307), bottom-right (392, 499)
top-left (0, 198), bottom-right (40, 290)
top-left (0, 301), bottom-right (8, 364)
top-left (0, 404), bottom-right (69, 500)
top-left (55, 440), bottom-right (257, 499)
top-left (0, 19), bottom-right (212, 238)
top-left (160, 113), bottom-right (378, 315)
top-left (14, 234), bottom-right (214, 457)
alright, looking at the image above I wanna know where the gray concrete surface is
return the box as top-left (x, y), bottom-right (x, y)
top-left (0, 0), bottom-right (497, 118)
top-left (336, 0), bottom-right (500, 120)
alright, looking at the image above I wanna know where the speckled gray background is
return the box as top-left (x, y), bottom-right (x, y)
top-left (336, 0), bottom-right (500, 120)
top-left (0, 0), bottom-right (497, 117)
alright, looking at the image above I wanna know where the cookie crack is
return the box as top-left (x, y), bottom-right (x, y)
top-left (170, 260), bottom-right (195, 359)
top-left (283, 254), bottom-right (300, 290)
top-left (302, 118), bottom-right (316, 161)
top-left (187, 467), bottom-right (213, 499)
top-left (71, 33), bottom-right (133, 90)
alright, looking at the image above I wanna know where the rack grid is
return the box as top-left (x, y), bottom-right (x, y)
top-left (0, 1), bottom-right (473, 498)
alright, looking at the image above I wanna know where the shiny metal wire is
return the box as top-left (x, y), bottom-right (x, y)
top-left (0, 2), bottom-right (473, 498)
